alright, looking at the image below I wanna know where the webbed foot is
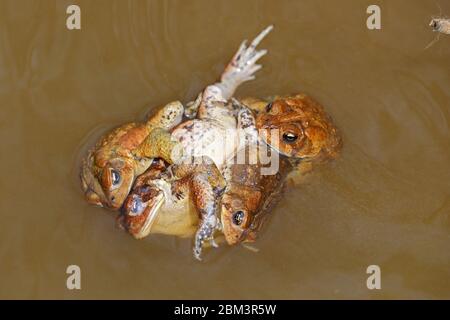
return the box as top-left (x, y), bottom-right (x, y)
top-left (219, 25), bottom-right (273, 96)
top-left (197, 26), bottom-right (273, 114)
top-left (193, 214), bottom-right (221, 261)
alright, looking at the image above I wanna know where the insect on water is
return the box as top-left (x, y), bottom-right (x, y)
top-left (425, 3), bottom-right (450, 49)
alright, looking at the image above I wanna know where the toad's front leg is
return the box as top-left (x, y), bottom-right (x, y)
top-left (133, 128), bottom-right (184, 164)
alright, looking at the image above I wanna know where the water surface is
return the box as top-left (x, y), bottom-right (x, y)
top-left (0, 0), bottom-right (449, 299)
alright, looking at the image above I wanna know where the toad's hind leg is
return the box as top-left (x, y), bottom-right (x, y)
top-left (157, 156), bottom-right (225, 260)
top-left (232, 98), bottom-right (258, 145)
top-left (198, 26), bottom-right (273, 118)
top-left (191, 172), bottom-right (221, 260)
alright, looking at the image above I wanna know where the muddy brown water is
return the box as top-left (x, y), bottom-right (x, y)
top-left (0, 0), bottom-right (449, 299)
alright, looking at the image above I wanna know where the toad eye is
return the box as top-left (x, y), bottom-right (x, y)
top-left (111, 169), bottom-right (121, 186)
top-left (129, 198), bottom-right (144, 216)
top-left (265, 102), bottom-right (273, 112)
top-left (283, 132), bottom-right (298, 143)
top-left (232, 210), bottom-right (246, 226)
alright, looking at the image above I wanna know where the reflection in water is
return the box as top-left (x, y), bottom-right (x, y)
top-left (0, 0), bottom-right (449, 299)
